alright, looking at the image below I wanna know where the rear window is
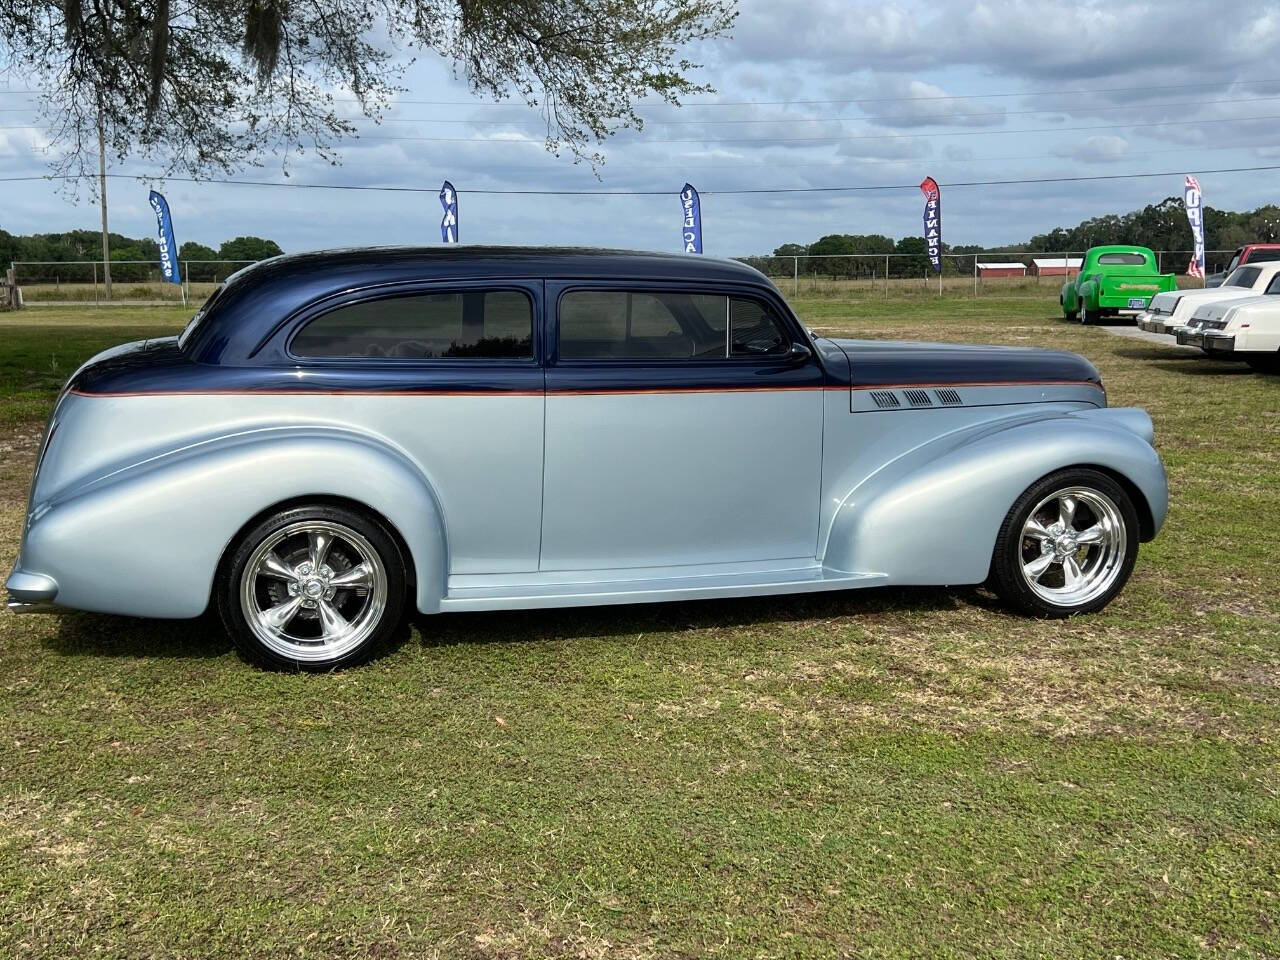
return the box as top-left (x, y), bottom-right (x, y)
top-left (291, 290), bottom-right (533, 359)
top-left (1225, 266), bottom-right (1262, 288)
top-left (1097, 252), bottom-right (1149, 266)
top-left (1245, 248), bottom-right (1280, 264)
top-left (177, 284), bottom-right (226, 350)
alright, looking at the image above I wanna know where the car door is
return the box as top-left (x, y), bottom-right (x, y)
top-left (539, 281), bottom-right (825, 572)
top-left (286, 280), bottom-right (546, 574)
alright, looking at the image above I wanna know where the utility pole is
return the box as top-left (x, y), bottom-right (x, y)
top-left (96, 107), bottom-right (112, 300)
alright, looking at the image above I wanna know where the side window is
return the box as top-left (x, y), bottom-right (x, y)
top-left (291, 290), bottom-right (533, 359)
top-left (559, 290), bottom-right (791, 360)
top-left (1265, 274), bottom-right (1280, 295)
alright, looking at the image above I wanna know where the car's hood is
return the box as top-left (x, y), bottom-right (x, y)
top-left (823, 338), bottom-right (1101, 389)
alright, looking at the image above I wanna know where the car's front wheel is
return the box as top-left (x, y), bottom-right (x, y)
top-left (989, 469), bottom-right (1139, 618)
top-left (217, 504), bottom-right (408, 670)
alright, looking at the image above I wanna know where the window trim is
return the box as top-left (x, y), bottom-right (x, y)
top-left (284, 282), bottom-right (541, 365)
top-left (551, 282), bottom-right (801, 366)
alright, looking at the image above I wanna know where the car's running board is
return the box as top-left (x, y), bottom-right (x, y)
top-left (439, 566), bottom-right (886, 611)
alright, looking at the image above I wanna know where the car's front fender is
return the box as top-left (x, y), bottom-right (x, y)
top-left (822, 408), bottom-right (1167, 585)
top-left (18, 426), bottom-right (449, 618)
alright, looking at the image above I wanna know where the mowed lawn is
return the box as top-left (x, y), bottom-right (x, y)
top-left (0, 297), bottom-right (1277, 959)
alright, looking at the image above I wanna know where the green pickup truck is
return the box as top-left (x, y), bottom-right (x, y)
top-left (1060, 245), bottom-right (1178, 324)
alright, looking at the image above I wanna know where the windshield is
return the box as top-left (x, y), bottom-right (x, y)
top-left (1225, 266), bottom-right (1262, 288)
top-left (176, 284), bottom-right (225, 350)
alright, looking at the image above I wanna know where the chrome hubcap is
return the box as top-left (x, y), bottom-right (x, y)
top-left (239, 521), bottom-right (387, 662)
top-left (1018, 486), bottom-right (1126, 607)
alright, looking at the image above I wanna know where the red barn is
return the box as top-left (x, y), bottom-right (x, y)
top-left (1031, 257), bottom-right (1082, 277)
top-left (976, 261), bottom-right (1027, 278)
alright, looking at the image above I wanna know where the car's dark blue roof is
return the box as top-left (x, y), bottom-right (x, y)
top-left (183, 246), bottom-right (776, 363)
top-left (234, 246), bottom-right (770, 285)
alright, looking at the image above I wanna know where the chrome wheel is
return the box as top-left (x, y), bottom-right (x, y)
top-left (239, 520), bottom-right (388, 663)
top-left (1018, 486), bottom-right (1127, 607)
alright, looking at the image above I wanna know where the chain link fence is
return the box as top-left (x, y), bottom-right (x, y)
top-left (734, 250), bottom-right (1237, 299)
top-left (9, 259), bottom-right (259, 306)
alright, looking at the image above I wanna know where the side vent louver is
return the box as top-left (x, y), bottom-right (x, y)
top-left (869, 390), bottom-right (900, 409)
top-left (935, 388), bottom-right (962, 405)
top-left (903, 388), bottom-right (933, 407)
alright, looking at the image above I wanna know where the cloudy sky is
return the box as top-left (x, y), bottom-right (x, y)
top-left (2, 0), bottom-right (1279, 256)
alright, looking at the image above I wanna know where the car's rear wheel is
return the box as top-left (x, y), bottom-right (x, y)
top-left (989, 469), bottom-right (1139, 618)
top-left (1078, 299), bottom-right (1096, 325)
top-left (217, 504), bottom-right (407, 671)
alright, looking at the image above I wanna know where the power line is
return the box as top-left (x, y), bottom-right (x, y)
top-left (7, 93), bottom-right (1280, 128)
top-left (2, 163), bottom-right (1277, 196)
top-left (3, 75), bottom-right (1279, 109)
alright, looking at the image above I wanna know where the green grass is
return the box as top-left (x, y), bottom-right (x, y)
top-left (0, 299), bottom-right (1278, 958)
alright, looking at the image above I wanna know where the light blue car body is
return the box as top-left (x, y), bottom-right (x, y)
top-left (7, 248), bottom-right (1168, 620)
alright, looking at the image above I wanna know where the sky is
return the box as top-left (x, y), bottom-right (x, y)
top-left (2, 0), bottom-right (1280, 256)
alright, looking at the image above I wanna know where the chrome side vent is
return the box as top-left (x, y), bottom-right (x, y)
top-left (903, 388), bottom-right (933, 407)
top-left (935, 388), bottom-right (962, 405)
top-left (869, 390), bottom-right (900, 409)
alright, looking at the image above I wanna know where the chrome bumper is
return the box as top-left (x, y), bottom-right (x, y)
top-left (6, 567), bottom-right (59, 614)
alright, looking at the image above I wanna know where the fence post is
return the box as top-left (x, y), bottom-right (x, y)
top-left (884, 254), bottom-right (889, 297)
top-left (793, 256), bottom-right (798, 299)
top-left (93, 260), bottom-right (99, 305)
top-left (973, 255), bottom-right (978, 298)
top-left (1157, 250), bottom-right (1162, 273)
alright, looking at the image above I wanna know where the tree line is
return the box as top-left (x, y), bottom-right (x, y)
top-left (755, 198), bottom-right (1280, 279)
top-left (0, 230), bottom-right (284, 282)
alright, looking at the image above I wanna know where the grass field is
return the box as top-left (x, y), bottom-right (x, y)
top-left (0, 296), bottom-right (1277, 959)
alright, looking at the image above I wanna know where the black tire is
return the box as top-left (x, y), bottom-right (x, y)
top-left (217, 503), bottom-right (408, 671)
top-left (1078, 300), bottom-right (1095, 325)
top-left (1245, 353), bottom-right (1280, 373)
top-left (989, 468), bottom-right (1139, 619)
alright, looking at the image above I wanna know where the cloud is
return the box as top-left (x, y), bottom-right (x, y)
top-left (1054, 135), bottom-right (1130, 163)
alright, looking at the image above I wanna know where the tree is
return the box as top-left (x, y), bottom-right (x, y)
top-left (0, 0), bottom-right (737, 183)
top-left (219, 237), bottom-right (284, 261)
top-left (178, 241), bottom-right (218, 262)
top-left (892, 236), bottom-right (929, 278)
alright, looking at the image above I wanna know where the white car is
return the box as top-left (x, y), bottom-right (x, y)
top-left (1176, 282), bottom-right (1280, 371)
top-left (1136, 263), bottom-right (1280, 336)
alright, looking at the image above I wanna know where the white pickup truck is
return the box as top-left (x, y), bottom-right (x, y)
top-left (1137, 263), bottom-right (1280, 336)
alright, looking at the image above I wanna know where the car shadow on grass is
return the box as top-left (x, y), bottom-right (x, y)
top-left (415, 584), bottom-right (993, 650)
top-left (43, 610), bottom-right (232, 659)
top-left (38, 586), bottom-right (996, 662)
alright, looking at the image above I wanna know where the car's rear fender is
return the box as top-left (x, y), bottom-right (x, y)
top-left (822, 408), bottom-right (1167, 584)
top-left (18, 426), bottom-right (449, 618)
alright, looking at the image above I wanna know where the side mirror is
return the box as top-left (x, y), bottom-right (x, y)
top-left (786, 341), bottom-right (812, 363)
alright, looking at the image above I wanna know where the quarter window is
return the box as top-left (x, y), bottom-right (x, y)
top-left (558, 290), bottom-right (790, 360)
top-left (292, 290), bottom-right (533, 359)
top-left (1265, 274), bottom-right (1280, 295)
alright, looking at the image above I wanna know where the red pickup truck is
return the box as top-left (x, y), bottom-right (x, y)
top-left (1207, 243), bottom-right (1280, 287)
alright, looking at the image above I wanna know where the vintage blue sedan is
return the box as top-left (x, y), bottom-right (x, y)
top-left (7, 248), bottom-right (1168, 670)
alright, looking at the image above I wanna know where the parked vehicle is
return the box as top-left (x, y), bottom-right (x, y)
top-left (7, 248), bottom-right (1169, 670)
top-left (1137, 263), bottom-right (1280, 336)
top-left (1177, 279), bottom-right (1280, 370)
top-left (1204, 243), bottom-right (1280, 287)
top-left (1060, 246), bottom-right (1177, 324)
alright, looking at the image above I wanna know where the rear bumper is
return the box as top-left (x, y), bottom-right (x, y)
top-left (1177, 330), bottom-right (1206, 348)
top-left (5, 567), bottom-right (59, 614)
top-left (1139, 317), bottom-right (1174, 335)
